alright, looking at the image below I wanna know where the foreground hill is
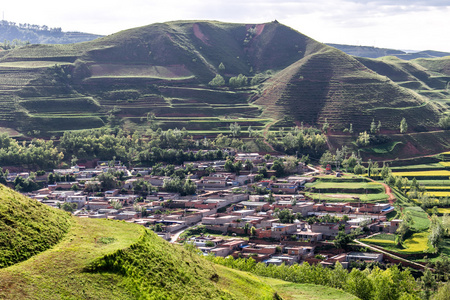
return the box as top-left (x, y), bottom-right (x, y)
top-left (0, 188), bottom-right (356, 299)
top-left (0, 184), bottom-right (71, 268)
top-left (0, 20), bottom-right (446, 136)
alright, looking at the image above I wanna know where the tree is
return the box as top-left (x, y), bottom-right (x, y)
top-left (353, 163), bottom-right (365, 175)
top-left (229, 122), bottom-right (241, 137)
top-left (438, 115), bottom-right (450, 130)
top-left (218, 62), bottom-right (225, 72)
top-left (62, 202), bottom-right (77, 213)
top-left (429, 215), bottom-right (444, 252)
top-left (271, 159), bottom-right (285, 177)
top-left (334, 230), bottom-right (352, 250)
top-left (356, 131), bottom-right (371, 146)
top-left (319, 151), bottom-right (333, 168)
top-left (344, 269), bottom-right (374, 300)
top-left (97, 172), bottom-right (117, 191)
top-left (396, 221), bottom-right (409, 244)
top-left (209, 74), bottom-right (225, 87)
top-left (205, 241), bottom-right (215, 247)
top-left (250, 226), bottom-right (257, 237)
top-left (244, 223), bottom-right (250, 235)
top-left (322, 118), bottom-right (329, 133)
top-left (400, 117), bottom-right (408, 133)
top-left (370, 119), bottom-right (377, 134)
top-left (110, 199), bottom-right (123, 209)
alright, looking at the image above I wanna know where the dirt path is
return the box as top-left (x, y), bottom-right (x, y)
top-left (366, 177), bottom-right (396, 203)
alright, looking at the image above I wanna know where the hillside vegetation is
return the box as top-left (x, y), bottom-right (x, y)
top-left (0, 200), bottom-right (355, 299)
top-left (0, 184), bottom-right (71, 268)
top-left (0, 20), bottom-right (102, 45)
top-left (0, 20), bottom-right (447, 139)
top-left (328, 43), bottom-right (450, 60)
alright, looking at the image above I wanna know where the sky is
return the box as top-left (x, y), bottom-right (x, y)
top-left (2, 0), bottom-right (450, 52)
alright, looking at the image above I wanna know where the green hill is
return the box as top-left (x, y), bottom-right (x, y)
top-left (0, 20), bottom-right (447, 138)
top-left (0, 187), bottom-right (356, 299)
top-left (327, 43), bottom-right (450, 60)
top-left (0, 184), bottom-right (71, 268)
top-left (0, 20), bottom-right (102, 45)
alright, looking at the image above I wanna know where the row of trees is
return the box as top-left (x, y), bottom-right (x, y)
top-left (0, 133), bottom-right (63, 169)
top-left (206, 255), bottom-right (421, 300)
top-left (208, 73), bottom-right (249, 88)
top-left (268, 126), bottom-right (327, 158)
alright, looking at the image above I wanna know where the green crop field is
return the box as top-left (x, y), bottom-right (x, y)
top-left (403, 206), bottom-right (430, 231)
top-left (305, 176), bottom-right (388, 203)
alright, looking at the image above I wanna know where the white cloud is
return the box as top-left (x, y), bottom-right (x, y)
top-left (2, 0), bottom-right (450, 51)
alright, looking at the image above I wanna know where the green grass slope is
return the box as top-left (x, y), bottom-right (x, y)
top-left (0, 214), bottom-right (355, 300)
top-left (413, 56), bottom-right (450, 76)
top-left (0, 184), bottom-right (71, 268)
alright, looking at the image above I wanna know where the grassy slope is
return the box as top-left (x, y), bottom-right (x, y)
top-left (0, 184), bottom-right (71, 268)
top-left (413, 56), bottom-right (450, 76)
top-left (262, 277), bottom-right (359, 300)
top-left (0, 215), bottom-right (354, 299)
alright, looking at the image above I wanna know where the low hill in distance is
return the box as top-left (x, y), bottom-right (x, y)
top-left (0, 185), bottom-right (356, 299)
top-left (327, 43), bottom-right (450, 60)
top-left (0, 20), bottom-right (103, 45)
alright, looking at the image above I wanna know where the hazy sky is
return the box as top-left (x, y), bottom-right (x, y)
top-left (3, 0), bottom-right (450, 52)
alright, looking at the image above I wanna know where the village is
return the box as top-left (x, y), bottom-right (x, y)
top-left (10, 152), bottom-right (402, 269)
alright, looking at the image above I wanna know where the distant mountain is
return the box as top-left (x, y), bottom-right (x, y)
top-left (0, 20), bottom-right (446, 137)
top-left (327, 43), bottom-right (450, 60)
top-left (0, 20), bottom-right (103, 45)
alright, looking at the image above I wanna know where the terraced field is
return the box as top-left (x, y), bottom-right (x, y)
top-left (305, 175), bottom-right (388, 203)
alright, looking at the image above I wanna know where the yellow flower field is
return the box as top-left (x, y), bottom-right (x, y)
top-left (392, 170), bottom-right (450, 177)
top-left (426, 191), bottom-right (450, 197)
top-left (439, 162), bottom-right (450, 167)
top-left (400, 232), bottom-right (429, 253)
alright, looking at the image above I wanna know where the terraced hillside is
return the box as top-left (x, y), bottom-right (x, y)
top-left (256, 47), bottom-right (442, 131)
top-left (0, 20), bottom-right (447, 138)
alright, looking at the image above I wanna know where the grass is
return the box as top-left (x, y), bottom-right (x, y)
top-left (360, 239), bottom-right (396, 246)
top-left (305, 176), bottom-right (388, 203)
top-left (0, 185), bottom-right (71, 268)
top-left (1, 216), bottom-right (277, 299)
top-left (403, 206), bottom-right (430, 231)
top-left (366, 233), bottom-right (396, 241)
top-left (305, 192), bottom-right (388, 202)
top-left (261, 277), bottom-right (359, 300)
top-left (0, 208), bottom-right (350, 299)
top-left (360, 233), bottom-right (396, 246)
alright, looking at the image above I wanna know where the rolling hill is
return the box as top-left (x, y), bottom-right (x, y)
top-left (327, 43), bottom-right (450, 60)
top-left (0, 20), bottom-right (103, 45)
top-left (0, 185), bottom-right (357, 299)
top-left (0, 20), bottom-right (448, 140)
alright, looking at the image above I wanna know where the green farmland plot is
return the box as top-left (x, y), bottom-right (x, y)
top-left (305, 176), bottom-right (388, 203)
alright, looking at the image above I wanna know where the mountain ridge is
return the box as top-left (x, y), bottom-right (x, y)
top-left (0, 20), bottom-right (447, 138)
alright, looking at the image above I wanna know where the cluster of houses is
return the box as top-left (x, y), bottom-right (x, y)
top-left (9, 153), bottom-right (401, 268)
